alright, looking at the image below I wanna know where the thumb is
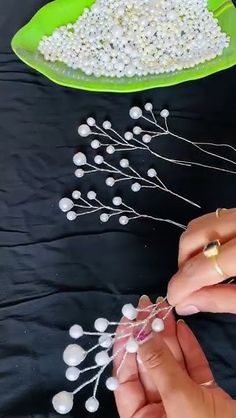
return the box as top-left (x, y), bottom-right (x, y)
top-left (139, 333), bottom-right (197, 415)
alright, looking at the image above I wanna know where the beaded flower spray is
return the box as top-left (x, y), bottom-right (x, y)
top-left (59, 103), bottom-right (236, 230)
top-left (52, 297), bottom-right (173, 414)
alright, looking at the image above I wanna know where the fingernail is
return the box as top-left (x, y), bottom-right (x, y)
top-left (156, 296), bottom-right (164, 304)
top-left (177, 319), bottom-right (186, 324)
top-left (177, 305), bottom-right (199, 316)
top-left (140, 294), bottom-right (150, 302)
top-left (136, 354), bottom-right (143, 365)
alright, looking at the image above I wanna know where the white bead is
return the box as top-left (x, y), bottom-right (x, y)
top-left (72, 191), bottom-right (81, 200)
top-left (106, 177), bottom-right (115, 187)
top-left (94, 155), bottom-right (104, 165)
top-left (73, 152), bottom-right (87, 166)
top-left (63, 344), bottom-right (85, 366)
top-left (59, 198), bottom-right (74, 212)
top-left (99, 334), bottom-right (113, 348)
top-left (52, 391), bottom-right (74, 414)
top-left (124, 131), bottom-right (133, 140)
top-left (142, 134), bottom-right (152, 144)
top-left (65, 367), bottom-right (80, 381)
top-left (106, 145), bottom-right (115, 154)
top-left (91, 139), bottom-right (100, 149)
top-left (151, 318), bottom-right (165, 333)
top-left (131, 182), bottom-right (141, 192)
top-left (95, 350), bottom-right (110, 366)
top-left (133, 126), bottom-right (142, 135)
top-left (160, 109), bottom-right (170, 118)
top-left (69, 324), bottom-right (83, 339)
top-left (75, 168), bottom-right (85, 178)
top-left (126, 339), bottom-right (139, 353)
top-left (103, 121), bottom-right (111, 130)
top-left (129, 107), bottom-right (142, 120)
top-left (147, 168), bottom-right (157, 178)
top-left (144, 103), bottom-right (153, 111)
top-left (85, 397), bottom-right (99, 413)
top-left (120, 158), bottom-right (129, 168)
top-left (87, 117), bottom-right (96, 126)
top-left (87, 191), bottom-right (97, 200)
top-left (112, 196), bottom-right (122, 206)
top-left (119, 215), bottom-right (129, 225)
top-left (100, 213), bottom-right (109, 223)
top-left (122, 303), bottom-right (138, 320)
top-left (106, 377), bottom-right (119, 391)
top-left (78, 124), bottom-right (91, 137)
top-left (67, 211), bottom-right (77, 221)
top-left (94, 318), bottom-right (109, 332)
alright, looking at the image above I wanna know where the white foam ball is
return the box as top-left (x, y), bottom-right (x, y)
top-left (119, 215), bottom-right (129, 225)
top-left (94, 155), bottom-right (104, 165)
top-left (106, 145), bottom-right (115, 154)
top-left (65, 367), bottom-right (80, 381)
top-left (87, 117), bottom-right (96, 127)
top-left (133, 126), bottom-right (142, 135)
top-left (106, 377), bottom-right (119, 391)
top-left (122, 303), bottom-right (138, 320)
top-left (85, 397), bottom-right (99, 413)
top-left (145, 103), bottom-right (153, 111)
top-left (69, 324), bottom-right (83, 339)
top-left (100, 213), bottom-right (109, 223)
top-left (112, 196), bottom-right (122, 206)
top-left (103, 121), bottom-right (111, 130)
top-left (120, 158), bottom-right (129, 168)
top-left (73, 152), bottom-right (87, 166)
top-left (131, 182), bottom-right (141, 192)
top-left (142, 134), bottom-right (151, 144)
top-left (87, 191), bottom-right (97, 200)
top-left (147, 168), bottom-right (157, 178)
top-left (129, 107), bottom-right (142, 120)
top-left (67, 211), bottom-right (77, 221)
top-left (151, 318), bottom-right (165, 333)
top-left (52, 391), bottom-right (74, 414)
top-left (160, 109), bottom-right (170, 118)
top-left (94, 318), bottom-right (109, 332)
top-left (124, 131), bottom-right (133, 140)
top-left (78, 124), bottom-right (91, 137)
top-left (59, 198), bottom-right (74, 212)
top-left (95, 350), bottom-right (110, 366)
top-left (91, 140), bottom-right (100, 149)
top-left (63, 344), bottom-right (86, 366)
top-left (106, 177), bottom-right (115, 187)
top-left (126, 339), bottom-right (139, 353)
top-left (75, 168), bottom-right (84, 178)
top-left (99, 334), bottom-right (113, 348)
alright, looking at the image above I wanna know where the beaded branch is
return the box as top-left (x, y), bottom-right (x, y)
top-left (52, 298), bottom-right (173, 414)
top-left (59, 104), bottom-right (236, 229)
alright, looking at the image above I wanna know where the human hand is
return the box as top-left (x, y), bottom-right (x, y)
top-left (113, 297), bottom-right (236, 418)
top-left (167, 208), bottom-right (236, 315)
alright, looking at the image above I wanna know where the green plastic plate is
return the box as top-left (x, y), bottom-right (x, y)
top-left (11, 0), bottom-right (236, 92)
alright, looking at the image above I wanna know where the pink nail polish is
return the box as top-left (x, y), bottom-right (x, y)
top-left (177, 305), bottom-right (199, 316)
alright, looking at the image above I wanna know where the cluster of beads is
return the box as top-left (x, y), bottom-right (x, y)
top-left (38, 0), bottom-right (229, 78)
top-left (52, 300), bottom-right (170, 414)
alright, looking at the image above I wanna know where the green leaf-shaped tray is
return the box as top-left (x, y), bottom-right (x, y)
top-left (11, 0), bottom-right (236, 92)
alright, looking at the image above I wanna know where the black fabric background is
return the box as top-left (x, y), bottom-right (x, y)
top-left (0, 1), bottom-right (236, 417)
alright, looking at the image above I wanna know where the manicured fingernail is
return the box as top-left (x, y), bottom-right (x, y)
top-left (177, 305), bottom-right (199, 316)
top-left (156, 296), bottom-right (164, 304)
top-left (177, 319), bottom-right (185, 324)
top-left (140, 294), bottom-right (149, 302)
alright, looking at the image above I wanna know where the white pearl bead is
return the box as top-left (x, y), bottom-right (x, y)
top-left (120, 158), bottom-right (129, 168)
top-left (91, 139), bottom-right (100, 149)
top-left (131, 182), bottom-right (141, 192)
top-left (94, 155), bottom-right (104, 165)
top-left (133, 126), bottom-right (142, 135)
top-left (95, 350), bottom-right (110, 366)
top-left (100, 213), bottom-right (109, 223)
top-left (106, 377), bottom-right (119, 391)
top-left (72, 190), bottom-right (82, 200)
top-left (142, 134), bottom-right (152, 144)
top-left (67, 211), bottom-right (77, 221)
top-left (106, 145), bottom-right (115, 154)
top-left (87, 117), bottom-right (96, 126)
top-left (144, 103), bottom-right (153, 111)
top-left (73, 152), bottom-right (87, 166)
top-left (99, 334), bottom-right (113, 348)
top-left (85, 397), bottom-right (99, 413)
top-left (94, 318), bottom-right (109, 332)
top-left (112, 196), bottom-right (122, 206)
top-left (151, 318), bottom-right (165, 332)
top-left (75, 168), bottom-right (84, 178)
top-left (119, 215), bottom-right (129, 225)
top-left (129, 107), bottom-right (142, 120)
top-left (63, 344), bottom-right (85, 366)
top-left (65, 367), bottom-right (80, 381)
top-left (124, 131), bottom-right (133, 141)
top-left (147, 168), bottom-right (157, 178)
top-left (122, 303), bottom-right (138, 320)
top-left (78, 124), bottom-right (91, 137)
top-left (69, 324), bottom-right (83, 339)
top-left (59, 198), bottom-right (74, 212)
top-left (160, 109), bottom-right (170, 118)
top-left (126, 339), bottom-right (139, 353)
top-left (52, 391), bottom-right (74, 414)
top-left (87, 191), bottom-right (97, 200)
top-left (103, 121), bottom-right (111, 130)
top-left (106, 177), bottom-right (115, 187)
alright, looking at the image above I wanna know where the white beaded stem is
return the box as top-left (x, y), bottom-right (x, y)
top-left (53, 298), bottom-right (173, 414)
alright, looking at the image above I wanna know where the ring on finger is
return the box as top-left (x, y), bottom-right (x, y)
top-left (203, 240), bottom-right (227, 278)
top-left (215, 208), bottom-right (227, 219)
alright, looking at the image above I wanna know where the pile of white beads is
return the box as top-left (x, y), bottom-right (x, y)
top-left (38, 0), bottom-right (229, 78)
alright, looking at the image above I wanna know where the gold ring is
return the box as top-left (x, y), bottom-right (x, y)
top-left (216, 208), bottom-right (227, 219)
top-left (200, 379), bottom-right (216, 387)
top-left (203, 240), bottom-right (226, 278)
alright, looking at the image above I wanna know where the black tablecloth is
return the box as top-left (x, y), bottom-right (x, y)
top-left (0, 1), bottom-right (236, 417)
